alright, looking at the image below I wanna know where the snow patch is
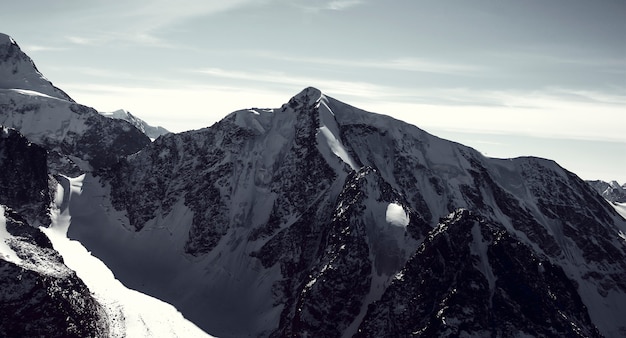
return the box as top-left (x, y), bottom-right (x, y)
top-left (317, 95), bottom-right (359, 171)
top-left (609, 201), bottom-right (626, 219)
top-left (0, 205), bottom-right (23, 265)
top-left (385, 203), bottom-right (409, 227)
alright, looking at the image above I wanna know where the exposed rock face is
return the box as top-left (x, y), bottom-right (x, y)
top-left (355, 209), bottom-right (601, 337)
top-left (0, 126), bottom-right (51, 226)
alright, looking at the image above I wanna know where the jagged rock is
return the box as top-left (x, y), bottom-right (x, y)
top-left (355, 209), bottom-right (601, 337)
top-left (0, 126), bottom-right (51, 227)
top-left (0, 207), bottom-right (108, 338)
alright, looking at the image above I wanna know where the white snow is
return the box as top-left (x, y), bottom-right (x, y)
top-left (0, 89), bottom-right (90, 161)
top-left (0, 36), bottom-right (71, 101)
top-left (609, 201), bottom-right (626, 219)
top-left (317, 95), bottom-right (359, 171)
top-left (385, 203), bottom-right (409, 227)
top-left (42, 175), bottom-right (213, 338)
top-left (0, 205), bottom-right (23, 265)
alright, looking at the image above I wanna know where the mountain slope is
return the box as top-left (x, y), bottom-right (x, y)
top-left (0, 88), bottom-right (150, 171)
top-left (0, 34), bottom-right (150, 171)
top-left (0, 34), bottom-right (211, 337)
top-left (0, 33), bottom-right (72, 101)
top-left (356, 209), bottom-right (601, 337)
top-left (0, 126), bottom-right (107, 337)
top-left (70, 87), bottom-right (625, 337)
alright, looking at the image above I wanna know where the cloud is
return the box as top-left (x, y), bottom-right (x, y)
top-left (326, 0), bottom-right (363, 10)
top-left (66, 36), bottom-right (97, 45)
top-left (58, 0), bottom-right (265, 48)
top-left (250, 51), bottom-right (484, 75)
top-left (294, 0), bottom-right (364, 12)
top-left (21, 44), bottom-right (66, 52)
top-left (195, 67), bottom-right (390, 99)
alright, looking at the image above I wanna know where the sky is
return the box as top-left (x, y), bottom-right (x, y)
top-left (1, 0), bottom-right (625, 182)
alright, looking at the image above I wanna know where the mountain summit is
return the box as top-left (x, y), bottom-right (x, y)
top-left (0, 33), bottom-right (72, 101)
top-left (1, 33), bottom-right (626, 337)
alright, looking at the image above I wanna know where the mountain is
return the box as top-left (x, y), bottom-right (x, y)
top-left (0, 34), bottom-right (211, 337)
top-left (95, 87), bottom-right (624, 337)
top-left (0, 33), bottom-right (72, 101)
top-left (0, 87), bottom-right (150, 171)
top-left (0, 33), bottom-right (150, 172)
top-left (588, 180), bottom-right (626, 204)
top-left (2, 33), bottom-right (626, 337)
top-left (101, 109), bottom-right (170, 140)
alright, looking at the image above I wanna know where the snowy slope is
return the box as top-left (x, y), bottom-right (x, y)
top-left (101, 109), bottom-right (169, 140)
top-left (0, 204), bottom-right (108, 337)
top-left (0, 88), bottom-right (150, 170)
top-left (41, 175), bottom-right (212, 338)
top-left (0, 34), bottom-right (150, 171)
top-left (611, 202), bottom-right (626, 219)
top-left (0, 33), bottom-right (72, 101)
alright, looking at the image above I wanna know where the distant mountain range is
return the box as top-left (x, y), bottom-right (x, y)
top-left (587, 180), bottom-right (626, 204)
top-left (100, 109), bottom-right (169, 140)
top-left (1, 32), bottom-right (625, 337)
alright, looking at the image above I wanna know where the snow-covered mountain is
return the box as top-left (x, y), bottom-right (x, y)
top-left (0, 34), bottom-right (211, 337)
top-left (96, 87), bottom-right (625, 337)
top-left (0, 33), bottom-right (72, 101)
top-left (2, 33), bottom-right (626, 337)
top-left (101, 109), bottom-right (169, 140)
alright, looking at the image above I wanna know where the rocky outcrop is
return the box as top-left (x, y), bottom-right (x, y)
top-left (0, 206), bottom-right (108, 338)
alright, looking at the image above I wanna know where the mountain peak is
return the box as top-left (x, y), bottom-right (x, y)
top-left (0, 32), bottom-right (16, 45)
top-left (0, 33), bottom-right (73, 101)
top-left (286, 86), bottom-right (324, 109)
top-left (100, 109), bottom-right (170, 140)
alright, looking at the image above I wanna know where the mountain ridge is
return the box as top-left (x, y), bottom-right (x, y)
top-left (1, 33), bottom-right (625, 337)
top-left (0, 33), bottom-right (73, 101)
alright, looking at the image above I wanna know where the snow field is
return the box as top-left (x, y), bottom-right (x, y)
top-left (42, 175), bottom-right (212, 338)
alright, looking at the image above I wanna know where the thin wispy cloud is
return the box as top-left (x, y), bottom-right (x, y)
top-left (294, 0), bottom-right (364, 12)
top-left (21, 44), bottom-right (66, 52)
top-left (251, 51), bottom-right (484, 75)
top-left (326, 0), bottom-right (363, 10)
top-left (66, 36), bottom-right (97, 46)
top-left (60, 0), bottom-right (265, 48)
